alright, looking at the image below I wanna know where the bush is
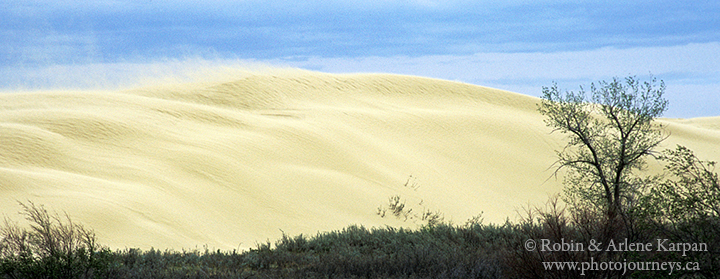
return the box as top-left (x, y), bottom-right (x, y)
top-left (0, 201), bottom-right (112, 279)
top-left (243, 224), bottom-right (507, 278)
top-left (640, 145), bottom-right (720, 278)
top-left (3, 199), bottom-right (716, 278)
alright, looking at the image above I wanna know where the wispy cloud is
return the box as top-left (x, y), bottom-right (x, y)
top-left (286, 43), bottom-right (719, 80)
top-left (3, 0), bottom-right (718, 65)
top-left (3, 42), bottom-right (716, 117)
top-left (1, 1), bottom-right (718, 117)
top-left (272, 42), bottom-right (719, 117)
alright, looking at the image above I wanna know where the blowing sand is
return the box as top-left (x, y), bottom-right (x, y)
top-left (1, 69), bottom-right (718, 250)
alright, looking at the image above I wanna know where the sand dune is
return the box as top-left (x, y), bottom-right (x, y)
top-left (1, 69), bottom-right (718, 250)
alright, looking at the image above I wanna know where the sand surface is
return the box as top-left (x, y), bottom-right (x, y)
top-left (1, 69), bottom-right (718, 250)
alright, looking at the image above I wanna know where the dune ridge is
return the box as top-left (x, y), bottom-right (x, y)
top-left (1, 69), bottom-right (718, 250)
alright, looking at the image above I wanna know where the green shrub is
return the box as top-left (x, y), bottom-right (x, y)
top-left (4, 200), bottom-right (716, 278)
top-left (0, 201), bottom-right (112, 279)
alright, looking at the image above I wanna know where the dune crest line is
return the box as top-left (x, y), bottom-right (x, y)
top-left (1, 69), bottom-right (718, 250)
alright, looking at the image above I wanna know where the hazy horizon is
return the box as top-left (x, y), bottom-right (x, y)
top-left (2, 1), bottom-right (719, 118)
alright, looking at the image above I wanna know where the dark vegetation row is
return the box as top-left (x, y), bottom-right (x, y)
top-left (0, 196), bottom-right (718, 279)
top-left (2, 76), bottom-right (719, 278)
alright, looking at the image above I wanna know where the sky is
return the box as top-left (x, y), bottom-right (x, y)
top-left (1, 0), bottom-right (719, 118)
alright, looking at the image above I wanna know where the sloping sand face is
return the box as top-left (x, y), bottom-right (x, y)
top-left (1, 69), bottom-right (718, 250)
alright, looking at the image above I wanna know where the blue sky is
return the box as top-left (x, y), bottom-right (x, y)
top-left (1, 0), bottom-right (719, 117)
